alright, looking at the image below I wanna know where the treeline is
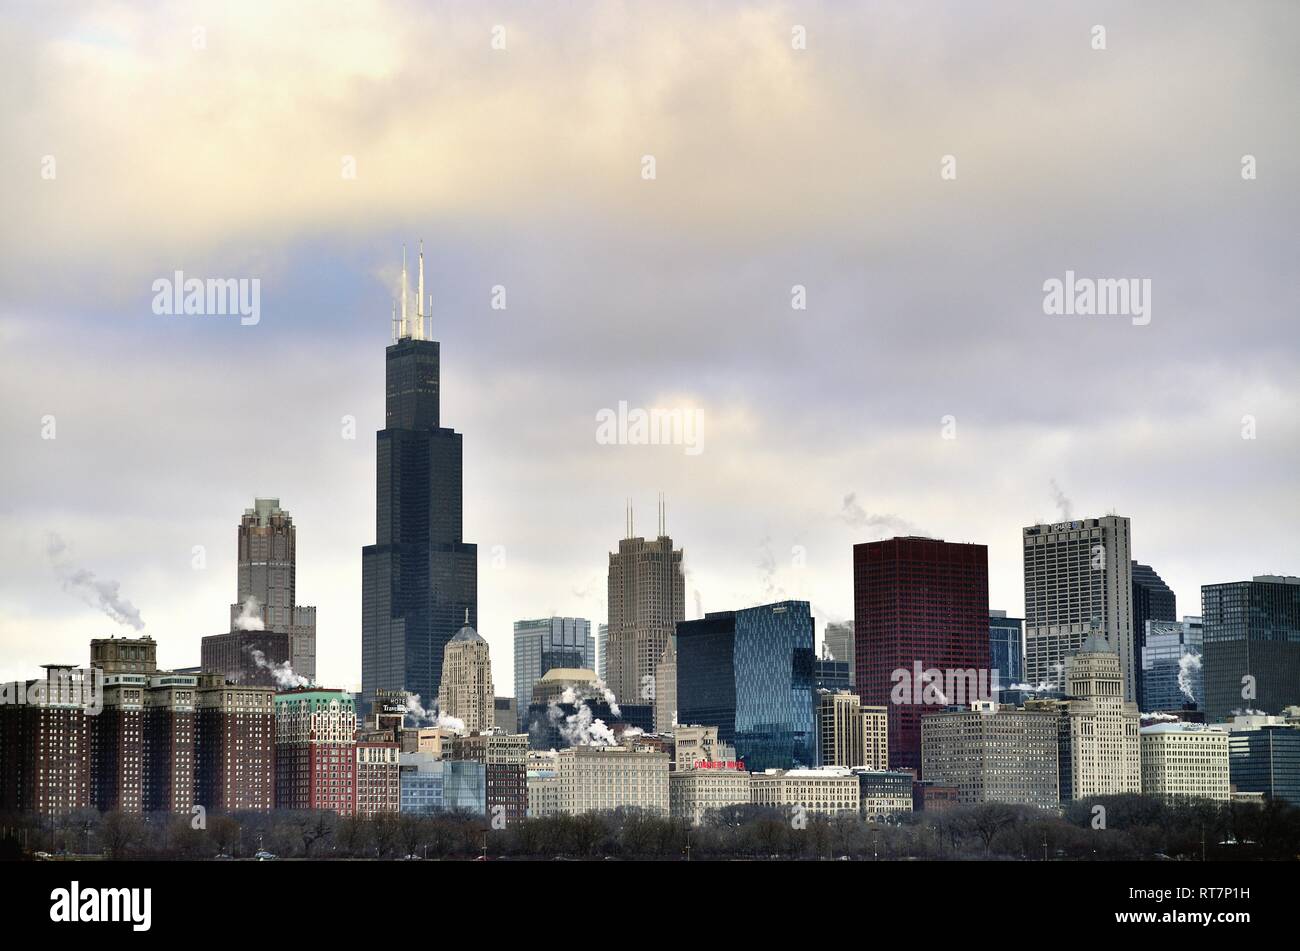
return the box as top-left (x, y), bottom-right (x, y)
top-left (3, 795), bottom-right (1298, 861)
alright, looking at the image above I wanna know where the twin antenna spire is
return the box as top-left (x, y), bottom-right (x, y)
top-left (624, 494), bottom-right (667, 539)
top-left (392, 241), bottom-right (433, 342)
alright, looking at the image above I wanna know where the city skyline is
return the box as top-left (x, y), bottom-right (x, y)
top-left (2, 1), bottom-right (1296, 703)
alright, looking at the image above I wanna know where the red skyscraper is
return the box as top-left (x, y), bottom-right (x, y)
top-left (853, 537), bottom-right (990, 773)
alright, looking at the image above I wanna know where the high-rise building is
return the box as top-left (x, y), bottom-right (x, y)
top-left (1131, 561), bottom-right (1176, 700)
top-left (273, 688), bottom-right (357, 813)
top-left (1202, 576), bottom-right (1300, 721)
top-left (493, 696), bottom-right (517, 732)
top-left (1139, 723), bottom-right (1229, 801)
top-left (655, 636), bottom-right (677, 731)
top-left (89, 675), bottom-right (146, 813)
top-left (817, 690), bottom-right (865, 768)
top-left (227, 498), bottom-right (317, 682)
top-left (194, 673), bottom-right (275, 813)
top-left (512, 617), bottom-right (593, 730)
top-left (860, 705), bottom-right (889, 771)
top-left (1023, 517), bottom-right (1135, 701)
top-left (1141, 617), bottom-right (1203, 713)
top-left (823, 620), bottom-right (855, 686)
top-left (813, 658), bottom-right (852, 692)
top-left (141, 673), bottom-right (197, 815)
top-left (0, 666), bottom-right (92, 817)
top-left (988, 611), bottom-right (1024, 690)
top-left (362, 245), bottom-right (478, 718)
top-left (677, 600), bottom-right (817, 772)
top-left (437, 621), bottom-right (494, 733)
top-left (854, 537), bottom-right (990, 773)
top-left (1055, 628), bottom-right (1141, 800)
top-left (1226, 714), bottom-right (1300, 805)
top-left (199, 629), bottom-right (291, 689)
top-left (355, 741), bottom-right (402, 816)
top-left (920, 702), bottom-right (1059, 807)
top-left (606, 501), bottom-right (684, 709)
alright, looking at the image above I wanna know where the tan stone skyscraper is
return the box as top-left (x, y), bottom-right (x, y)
top-left (437, 620), bottom-right (494, 732)
top-left (606, 498), bottom-right (684, 711)
top-left (1059, 625), bottom-right (1141, 799)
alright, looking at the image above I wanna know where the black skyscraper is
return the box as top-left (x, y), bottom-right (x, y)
top-left (1131, 561), bottom-right (1176, 699)
top-left (362, 246), bottom-right (477, 716)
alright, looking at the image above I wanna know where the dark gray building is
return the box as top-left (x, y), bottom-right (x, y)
top-left (1228, 717), bottom-right (1300, 805)
top-left (1202, 576), bottom-right (1300, 721)
top-left (1131, 561), bottom-right (1176, 700)
top-left (361, 248), bottom-right (477, 717)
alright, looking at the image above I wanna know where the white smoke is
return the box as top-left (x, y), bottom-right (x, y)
top-left (1048, 479), bottom-right (1073, 521)
top-left (547, 685), bottom-right (617, 746)
top-left (1142, 711), bottom-right (1181, 722)
top-left (1177, 652), bottom-right (1202, 702)
top-left (47, 532), bottom-right (145, 630)
top-left (248, 648), bottom-right (309, 689)
top-left (594, 678), bottom-right (620, 718)
top-left (404, 693), bottom-right (464, 732)
top-left (233, 596), bottom-right (265, 631)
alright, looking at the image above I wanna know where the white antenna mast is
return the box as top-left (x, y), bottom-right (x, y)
top-left (416, 240), bottom-right (426, 341)
top-left (400, 245), bottom-right (409, 339)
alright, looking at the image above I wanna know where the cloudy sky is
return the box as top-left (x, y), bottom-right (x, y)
top-left (1, 0), bottom-right (1296, 692)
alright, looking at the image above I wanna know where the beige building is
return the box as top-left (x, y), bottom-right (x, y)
top-left (750, 767), bottom-right (860, 817)
top-left (399, 726), bottom-right (459, 757)
top-left (555, 745), bottom-right (670, 816)
top-left (437, 622), bottom-right (494, 734)
top-left (1140, 723), bottom-right (1230, 801)
top-left (861, 705), bottom-right (888, 770)
top-left (673, 724), bottom-right (737, 770)
top-left (920, 702), bottom-right (1059, 807)
top-left (606, 506), bottom-right (684, 711)
top-left (1059, 631), bottom-right (1141, 799)
top-left (525, 750), bottom-right (560, 818)
top-left (654, 637), bottom-right (677, 732)
top-left (669, 766), bottom-right (751, 824)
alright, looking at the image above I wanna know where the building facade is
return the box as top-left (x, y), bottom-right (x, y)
top-left (854, 537), bottom-right (991, 773)
top-left (605, 512), bottom-right (685, 713)
top-left (554, 745), bottom-right (670, 816)
top-left (1139, 723), bottom-right (1229, 801)
top-left (1202, 576), bottom-right (1300, 721)
top-left (669, 766), bottom-right (751, 824)
top-left (823, 620), bottom-right (855, 686)
top-left (1227, 715), bottom-right (1300, 805)
top-left (854, 770), bottom-right (914, 820)
top-left (920, 703), bottom-right (1059, 807)
top-left (677, 601), bottom-right (817, 772)
top-left (273, 689), bottom-right (357, 813)
top-left (1141, 617), bottom-right (1204, 713)
top-left (655, 636), bottom-right (677, 732)
top-left (1057, 631), bottom-right (1141, 800)
top-left (437, 622), bottom-right (494, 733)
top-left (1131, 561), bottom-right (1176, 702)
top-left (355, 741), bottom-right (402, 816)
top-left (449, 730), bottom-right (529, 821)
top-left (362, 249), bottom-right (478, 717)
top-left (988, 611), bottom-right (1024, 691)
top-left (1023, 517), bottom-right (1135, 701)
top-left (750, 768), bottom-right (860, 817)
top-left (194, 673), bottom-right (275, 812)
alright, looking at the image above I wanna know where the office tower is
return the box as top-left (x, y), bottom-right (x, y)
top-left (226, 498), bottom-right (317, 682)
top-left (1202, 576), bottom-right (1300, 721)
top-left (449, 731), bottom-right (529, 821)
top-left (1131, 562), bottom-right (1176, 700)
top-left (90, 635), bottom-right (157, 676)
top-left (1141, 617), bottom-right (1204, 713)
top-left (1023, 517), bottom-right (1135, 701)
top-left (824, 620), bottom-right (855, 685)
top-left (750, 768), bottom-right (860, 817)
top-left (988, 611), bottom-right (1024, 689)
top-left (437, 621), bottom-right (493, 733)
top-left (513, 617), bottom-right (594, 730)
top-left (355, 741), bottom-right (402, 816)
top-left (853, 537), bottom-right (990, 773)
top-left (669, 767), bottom-right (751, 824)
top-left (814, 657), bottom-right (852, 692)
top-left (855, 771), bottom-right (915, 820)
top-left (200, 628), bottom-right (291, 689)
top-left (273, 688), bottom-right (357, 813)
top-left (1227, 714), bottom-right (1300, 805)
top-left (194, 673), bottom-right (275, 812)
top-left (89, 676), bottom-right (145, 813)
top-left (920, 702), bottom-right (1059, 807)
top-left (655, 637), bottom-right (676, 731)
top-left (0, 666), bottom-right (92, 816)
top-left (399, 753), bottom-right (487, 814)
top-left (1139, 723), bottom-right (1229, 800)
top-left (554, 745), bottom-right (670, 816)
top-left (597, 623), bottom-right (608, 682)
top-left (860, 705), bottom-right (889, 770)
top-left (817, 690), bottom-right (864, 768)
top-left (142, 673), bottom-right (197, 814)
top-left (362, 245), bottom-right (478, 718)
top-left (1057, 628), bottom-right (1141, 800)
top-left (606, 499), bottom-right (684, 708)
top-left (676, 600), bottom-right (816, 772)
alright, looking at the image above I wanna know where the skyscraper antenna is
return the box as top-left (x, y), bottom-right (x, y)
top-left (417, 239), bottom-right (426, 341)
top-left (400, 245), bottom-right (409, 339)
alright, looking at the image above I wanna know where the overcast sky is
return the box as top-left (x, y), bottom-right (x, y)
top-left (1, 0), bottom-right (1296, 693)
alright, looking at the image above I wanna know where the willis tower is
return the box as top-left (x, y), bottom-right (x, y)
top-left (362, 242), bottom-right (477, 716)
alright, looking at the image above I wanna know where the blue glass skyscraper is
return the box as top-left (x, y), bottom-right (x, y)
top-left (677, 600), bottom-right (816, 772)
top-left (989, 611), bottom-right (1024, 690)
